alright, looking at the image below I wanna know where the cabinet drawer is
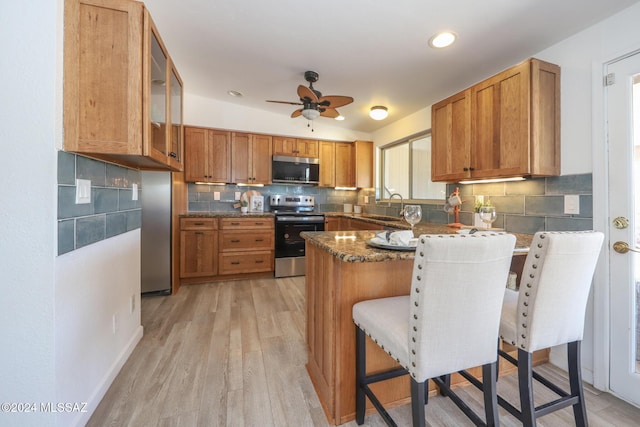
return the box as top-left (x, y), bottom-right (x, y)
top-left (219, 251), bottom-right (273, 275)
top-left (180, 218), bottom-right (218, 230)
top-left (220, 217), bottom-right (273, 229)
top-left (220, 231), bottom-right (274, 252)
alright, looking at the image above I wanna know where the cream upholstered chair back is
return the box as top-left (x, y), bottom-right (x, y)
top-left (512, 231), bottom-right (604, 353)
top-left (409, 233), bottom-right (516, 383)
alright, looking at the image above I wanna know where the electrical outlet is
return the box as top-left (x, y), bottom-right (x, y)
top-left (132, 183), bottom-right (138, 201)
top-left (364, 196), bottom-right (369, 204)
top-left (112, 314), bottom-right (118, 334)
top-left (564, 195), bottom-right (580, 215)
top-left (130, 295), bottom-right (135, 313)
top-left (214, 191), bottom-right (220, 200)
top-left (235, 191), bottom-right (241, 200)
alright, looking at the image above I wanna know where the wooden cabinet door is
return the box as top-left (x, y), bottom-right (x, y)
top-left (252, 134), bottom-right (272, 184)
top-left (180, 230), bottom-right (217, 277)
top-left (319, 141), bottom-right (335, 187)
top-left (231, 132), bottom-right (251, 183)
top-left (354, 140), bottom-right (373, 188)
top-left (325, 217), bottom-right (342, 231)
top-left (431, 90), bottom-right (471, 182)
top-left (64, 0), bottom-right (144, 156)
top-left (297, 139), bottom-right (319, 158)
top-left (470, 61), bottom-right (530, 178)
top-left (273, 136), bottom-right (297, 155)
top-left (184, 127), bottom-right (208, 182)
top-left (335, 142), bottom-right (354, 188)
top-left (208, 129), bottom-right (231, 182)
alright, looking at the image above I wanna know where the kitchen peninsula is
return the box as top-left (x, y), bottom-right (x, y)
top-left (302, 225), bottom-right (540, 425)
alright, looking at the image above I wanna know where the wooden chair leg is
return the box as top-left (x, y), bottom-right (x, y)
top-left (518, 349), bottom-right (536, 427)
top-left (482, 362), bottom-right (499, 427)
top-left (568, 341), bottom-right (588, 427)
top-left (411, 377), bottom-right (426, 427)
top-left (355, 326), bottom-right (366, 425)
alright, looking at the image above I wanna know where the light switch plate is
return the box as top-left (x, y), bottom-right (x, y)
top-left (132, 183), bottom-right (138, 201)
top-left (564, 195), bottom-right (580, 215)
top-left (235, 191), bottom-right (241, 200)
top-left (214, 191), bottom-right (220, 200)
top-left (364, 196), bottom-right (369, 204)
top-left (76, 179), bottom-right (91, 204)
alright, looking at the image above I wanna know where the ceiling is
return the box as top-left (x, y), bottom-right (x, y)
top-left (145, 0), bottom-right (639, 134)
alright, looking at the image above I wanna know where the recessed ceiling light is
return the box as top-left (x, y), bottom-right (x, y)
top-left (429, 31), bottom-right (457, 48)
top-left (227, 90), bottom-right (243, 97)
top-left (335, 115), bottom-right (345, 121)
top-left (369, 106), bottom-right (388, 120)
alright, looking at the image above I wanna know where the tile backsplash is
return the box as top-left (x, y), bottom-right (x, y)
top-left (57, 152), bottom-right (141, 255)
top-left (190, 173), bottom-right (592, 234)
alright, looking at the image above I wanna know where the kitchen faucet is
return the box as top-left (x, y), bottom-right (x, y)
top-left (389, 193), bottom-right (405, 216)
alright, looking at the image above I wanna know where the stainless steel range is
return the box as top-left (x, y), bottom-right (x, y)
top-left (270, 194), bottom-right (325, 277)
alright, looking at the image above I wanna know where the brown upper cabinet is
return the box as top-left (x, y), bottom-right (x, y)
top-left (184, 127), bottom-right (231, 183)
top-left (431, 58), bottom-right (560, 182)
top-left (231, 133), bottom-right (272, 185)
top-left (320, 140), bottom-right (373, 188)
top-left (63, 0), bottom-right (183, 171)
top-left (273, 137), bottom-right (319, 158)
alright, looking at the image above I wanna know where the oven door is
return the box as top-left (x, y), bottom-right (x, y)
top-left (275, 216), bottom-right (325, 258)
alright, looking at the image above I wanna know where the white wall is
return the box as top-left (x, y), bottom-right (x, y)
top-left (1, 2), bottom-right (145, 426)
top-left (0, 2), bottom-right (58, 426)
top-left (185, 92), bottom-right (372, 142)
top-left (55, 231), bottom-right (143, 427)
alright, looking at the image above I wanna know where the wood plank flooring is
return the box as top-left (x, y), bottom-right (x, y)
top-left (88, 277), bottom-right (640, 426)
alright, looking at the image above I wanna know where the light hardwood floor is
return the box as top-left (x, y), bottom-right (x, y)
top-left (88, 277), bottom-right (640, 426)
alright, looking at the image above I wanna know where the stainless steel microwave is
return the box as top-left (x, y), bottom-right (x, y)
top-left (272, 155), bottom-right (320, 185)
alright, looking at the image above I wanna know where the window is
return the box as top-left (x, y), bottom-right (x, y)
top-left (380, 133), bottom-right (446, 201)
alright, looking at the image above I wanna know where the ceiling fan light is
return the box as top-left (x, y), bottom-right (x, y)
top-left (369, 106), bottom-right (388, 120)
top-left (302, 108), bottom-right (320, 120)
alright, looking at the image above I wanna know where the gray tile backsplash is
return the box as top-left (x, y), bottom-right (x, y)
top-left (57, 151), bottom-right (141, 255)
top-left (446, 173), bottom-right (593, 234)
top-left (187, 174), bottom-right (593, 235)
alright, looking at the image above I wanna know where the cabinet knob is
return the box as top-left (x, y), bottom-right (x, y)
top-left (169, 152), bottom-right (177, 158)
top-left (231, 261), bottom-right (240, 265)
top-left (255, 238), bottom-right (264, 242)
top-left (231, 239), bottom-right (240, 243)
top-left (255, 260), bottom-right (264, 264)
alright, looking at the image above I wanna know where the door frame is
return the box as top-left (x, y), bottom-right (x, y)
top-left (592, 47), bottom-right (640, 393)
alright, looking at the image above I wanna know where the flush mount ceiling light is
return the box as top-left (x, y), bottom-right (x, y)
top-left (369, 106), bottom-right (388, 120)
top-left (227, 90), bottom-right (243, 97)
top-left (302, 108), bottom-right (320, 120)
top-left (428, 31), bottom-right (457, 48)
top-left (335, 115), bottom-right (345, 121)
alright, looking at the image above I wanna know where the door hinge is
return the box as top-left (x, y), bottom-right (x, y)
top-left (605, 73), bottom-right (616, 86)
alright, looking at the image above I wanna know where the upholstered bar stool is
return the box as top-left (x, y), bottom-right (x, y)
top-left (497, 231), bottom-right (604, 427)
top-left (353, 233), bottom-right (516, 427)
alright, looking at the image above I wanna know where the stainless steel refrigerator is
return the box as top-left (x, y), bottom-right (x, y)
top-left (141, 171), bottom-right (172, 295)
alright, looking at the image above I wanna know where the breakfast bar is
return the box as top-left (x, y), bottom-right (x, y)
top-left (302, 226), bottom-right (544, 425)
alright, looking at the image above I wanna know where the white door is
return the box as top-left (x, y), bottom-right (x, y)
top-left (608, 51), bottom-right (640, 406)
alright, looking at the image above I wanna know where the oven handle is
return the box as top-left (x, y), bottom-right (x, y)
top-left (276, 216), bottom-right (325, 223)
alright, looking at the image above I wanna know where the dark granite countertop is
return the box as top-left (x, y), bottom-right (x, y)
top-left (302, 222), bottom-right (532, 263)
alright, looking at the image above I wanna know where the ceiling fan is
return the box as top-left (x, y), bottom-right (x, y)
top-left (267, 71), bottom-right (354, 121)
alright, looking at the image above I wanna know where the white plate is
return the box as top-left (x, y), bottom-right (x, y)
top-left (366, 239), bottom-right (418, 251)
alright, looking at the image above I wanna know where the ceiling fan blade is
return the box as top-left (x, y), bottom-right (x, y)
top-left (297, 85), bottom-right (318, 102)
top-left (318, 95), bottom-right (354, 109)
top-left (291, 109), bottom-right (303, 118)
top-left (266, 100), bottom-right (303, 105)
top-left (320, 108), bottom-right (339, 118)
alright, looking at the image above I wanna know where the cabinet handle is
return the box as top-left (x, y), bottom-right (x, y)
top-left (231, 222), bottom-right (240, 225)
top-left (195, 232), bottom-right (204, 235)
top-left (469, 167), bottom-right (475, 171)
top-left (462, 166), bottom-right (476, 172)
top-left (255, 260), bottom-right (264, 264)
top-left (255, 238), bottom-right (264, 242)
top-left (169, 152), bottom-right (177, 158)
top-left (231, 239), bottom-right (240, 243)
top-left (231, 261), bottom-right (240, 265)
top-left (255, 222), bottom-right (264, 225)
top-left (194, 222), bottom-right (205, 225)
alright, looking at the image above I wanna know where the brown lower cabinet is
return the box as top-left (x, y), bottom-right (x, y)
top-left (180, 216), bottom-right (274, 284)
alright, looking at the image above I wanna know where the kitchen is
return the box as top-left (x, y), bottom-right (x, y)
top-left (4, 1), bottom-right (640, 427)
